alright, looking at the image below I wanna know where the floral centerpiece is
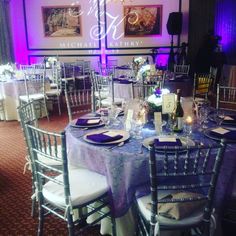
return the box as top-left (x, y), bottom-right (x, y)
top-left (44, 57), bottom-right (58, 68)
top-left (132, 57), bottom-right (146, 76)
top-left (146, 88), bottom-right (170, 119)
top-left (137, 64), bottom-right (160, 83)
top-left (0, 64), bottom-right (15, 79)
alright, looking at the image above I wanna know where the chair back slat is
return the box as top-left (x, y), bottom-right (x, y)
top-left (65, 88), bottom-right (92, 122)
top-left (216, 84), bottom-right (236, 111)
top-left (174, 64), bottom-right (190, 75)
top-left (148, 141), bottom-right (226, 231)
top-left (193, 73), bottom-right (213, 100)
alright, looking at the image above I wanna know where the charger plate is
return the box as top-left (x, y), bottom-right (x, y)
top-left (83, 129), bottom-right (130, 145)
top-left (70, 119), bottom-right (105, 129)
top-left (204, 127), bottom-right (236, 143)
top-left (142, 136), bottom-right (195, 152)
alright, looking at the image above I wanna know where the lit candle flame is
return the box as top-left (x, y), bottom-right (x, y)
top-left (186, 116), bottom-right (193, 124)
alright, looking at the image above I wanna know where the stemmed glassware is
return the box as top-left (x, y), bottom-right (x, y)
top-left (198, 104), bottom-right (209, 130)
top-left (214, 109), bottom-right (225, 126)
top-left (184, 116), bottom-right (193, 142)
top-left (100, 109), bottom-right (110, 128)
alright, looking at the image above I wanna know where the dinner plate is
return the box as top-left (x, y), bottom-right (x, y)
top-left (83, 129), bottom-right (130, 145)
top-left (142, 136), bottom-right (195, 151)
top-left (70, 119), bottom-right (105, 129)
top-left (204, 127), bottom-right (236, 143)
top-left (208, 113), bottom-right (236, 126)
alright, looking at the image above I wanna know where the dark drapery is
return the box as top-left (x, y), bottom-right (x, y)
top-left (215, 0), bottom-right (236, 65)
top-left (0, 0), bottom-right (14, 64)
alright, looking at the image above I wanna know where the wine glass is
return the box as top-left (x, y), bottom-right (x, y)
top-left (215, 109), bottom-right (225, 126)
top-left (100, 110), bottom-right (110, 128)
top-left (131, 120), bottom-right (143, 139)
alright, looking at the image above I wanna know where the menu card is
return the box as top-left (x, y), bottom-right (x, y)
top-left (162, 93), bottom-right (176, 114)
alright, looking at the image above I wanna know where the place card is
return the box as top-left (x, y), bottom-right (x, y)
top-left (158, 137), bottom-right (176, 142)
top-left (224, 116), bottom-right (234, 121)
top-left (211, 127), bottom-right (230, 135)
top-left (162, 93), bottom-right (176, 114)
top-left (87, 119), bottom-right (100, 124)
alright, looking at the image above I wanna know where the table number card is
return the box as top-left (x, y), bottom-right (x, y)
top-left (162, 93), bottom-right (176, 114)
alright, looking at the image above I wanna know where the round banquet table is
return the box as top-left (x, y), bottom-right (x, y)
top-left (65, 116), bottom-right (236, 236)
top-left (0, 78), bottom-right (50, 121)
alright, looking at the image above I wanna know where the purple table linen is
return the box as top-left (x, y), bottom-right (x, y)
top-left (66, 121), bottom-right (236, 218)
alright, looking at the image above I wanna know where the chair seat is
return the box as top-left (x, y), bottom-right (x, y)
top-left (137, 193), bottom-right (204, 228)
top-left (46, 89), bottom-right (61, 96)
top-left (95, 91), bottom-right (109, 99)
top-left (101, 97), bottom-right (124, 107)
top-left (19, 93), bottom-right (45, 102)
top-left (75, 75), bottom-right (88, 80)
top-left (50, 83), bottom-right (57, 89)
top-left (43, 169), bottom-right (109, 207)
top-left (62, 77), bottom-right (75, 82)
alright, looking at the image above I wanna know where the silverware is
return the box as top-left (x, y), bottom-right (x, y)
top-left (107, 141), bottom-right (125, 150)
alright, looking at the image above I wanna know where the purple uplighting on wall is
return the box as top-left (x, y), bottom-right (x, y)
top-left (215, 0), bottom-right (236, 64)
top-left (10, 0), bottom-right (28, 65)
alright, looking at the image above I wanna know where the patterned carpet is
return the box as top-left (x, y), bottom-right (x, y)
top-left (0, 111), bottom-right (101, 236)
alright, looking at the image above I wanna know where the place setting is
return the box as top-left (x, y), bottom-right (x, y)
top-left (83, 129), bottom-right (130, 150)
top-left (70, 113), bottom-right (104, 129)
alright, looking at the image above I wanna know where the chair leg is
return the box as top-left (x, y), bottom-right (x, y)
top-left (57, 96), bottom-right (61, 116)
top-left (43, 98), bottom-right (49, 121)
top-left (111, 217), bottom-right (117, 236)
top-left (38, 204), bottom-right (44, 236)
top-left (67, 212), bottom-right (75, 236)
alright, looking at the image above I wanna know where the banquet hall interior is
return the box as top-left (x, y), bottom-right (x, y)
top-left (1, 0), bottom-right (236, 235)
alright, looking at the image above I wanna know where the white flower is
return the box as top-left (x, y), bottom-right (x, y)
top-left (47, 57), bottom-right (58, 63)
top-left (134, 57), bottom-right (145, 65)
top-left (147, 89), bottom-right (170, 106)
top-left (0, 64), bottom-right (14, 75)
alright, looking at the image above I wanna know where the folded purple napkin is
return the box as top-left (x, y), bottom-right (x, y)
top-left (113, 78), bottom-right (132, 84)
top-left (210, 129), bottom-right (236, 140)
top-left (86, 132), bottom-right (123, 143)
top-left (154, 138), bottom-right (182, 147)
top-left (81, 113), bottom-right (101, 118)
top-left (221, 116), bottom-right (236, 125)
top-left (75, 118), bottom-right (101, 126)
top-left (116, 65), bottom-right (131, 70)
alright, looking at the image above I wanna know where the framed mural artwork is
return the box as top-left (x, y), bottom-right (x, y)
top-left (124, 5), bottom-right (162, 37)
top-left (42, 6), bottom-right (82, 37)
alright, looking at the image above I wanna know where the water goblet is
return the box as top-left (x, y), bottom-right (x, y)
top-left (100, 110), bottom-right (110, 128)
top-left (131, 120), bottom-right (143, 139)
top-left (215, 109), bottom-right (225, 126)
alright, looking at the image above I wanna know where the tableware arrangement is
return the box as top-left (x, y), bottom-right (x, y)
top-left (70, 117), bottom-right (105, 129)
top-left (83, 129), bottom-right (130, 145)
top-left (204, 126), bottom-right (236, 143)
top-left (142, 136), bottom-right (195, 152)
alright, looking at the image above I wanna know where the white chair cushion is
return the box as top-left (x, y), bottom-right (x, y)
top-left (46, 89), bottom-right (61, 96)
top-left (43, 169), bottom-right (108, 207)
top-left (101, 97), bottom-right (124, 107)
top-left (94, 91), bottom-right (109, 99)
top-left (137, 193), bottom-right (204, 228)
top-left (19, 93), bottom-right (45, 102)
top-left (50, 83), bottom-right (57, 89)
top-left (62, 77), bottom-right (74, 82)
